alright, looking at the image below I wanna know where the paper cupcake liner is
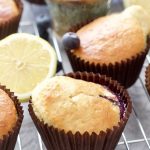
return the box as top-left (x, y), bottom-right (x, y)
top-left (0, 0), bottom-right (23, 40)
top-left (67, 39), bottom-right (150, 88)
top-left (69, 18), bottom-right (95, 33)
top-left (145, 65), bottom-right (150, 95)
top-left (29, 72), bottom-right (132, 150)
top-left (26, 0), bottom-right (46, 5)
top-left (0, 85), bottom-right (23, 150)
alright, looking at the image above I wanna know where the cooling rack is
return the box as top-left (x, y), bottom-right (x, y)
top-left (14, 0), bottom-right (150, 149)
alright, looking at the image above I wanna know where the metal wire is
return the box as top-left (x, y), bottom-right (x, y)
top-left (50, 29), bottom-right (65, 74)
top-left (38, 133), bottom-right (43, 150)
top-left (17, 135), bottom-right (22, 150)
top-left (133, 106), bottom-right (150, 149)
top-left (118, 138), bottom-right (150, 145)
top-left (122, 133), bottom-right (130, 150)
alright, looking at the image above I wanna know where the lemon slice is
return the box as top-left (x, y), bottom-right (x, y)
top-left (0, 33), bottom-right (57, 102)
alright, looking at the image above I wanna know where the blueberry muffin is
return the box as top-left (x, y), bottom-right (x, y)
top-left (29, 72), bottom-right (132, 150)
top-left (45, 0), bottom-right (110, 36)
top-left (65, 6), bottom-right (150, 88)
top-left (145, 65), bottom-right (150, 94)
top-left (0, 0), bottom-right (23, 39)
top-left (0, 86), bottom-right (23, 150)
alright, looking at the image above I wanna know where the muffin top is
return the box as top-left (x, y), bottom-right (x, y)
top-left (0, 0), bottom-right (19, 21)
top-left (32, 76), bottom-right (121, 134)
top-left (72, 6), bottom-right (150, 64)
top-left (0, 89), bottom-right (17, 139)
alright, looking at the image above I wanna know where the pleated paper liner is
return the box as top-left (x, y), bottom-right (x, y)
top-left (0, 0), bottom-right (23, 40)
top-left (0, 85), bottom-right (23, 150)
top-left (26, 0), bottom-right (46, 5)
top-left (29, 72), bottom-right (132, 150)
top-left (145, 65), bottom-right (150, 95)
top-left (69, 19), bottom-right (96, 33)
top-left (67, 38), bottom-right (150, 88)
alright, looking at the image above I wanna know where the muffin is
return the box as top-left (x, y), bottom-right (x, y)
top-left (0, 0), bottom-right (23, 39)
top-left (145, 65), bottom-right (150, 94)
top-left (26, 0), bottom-right (46, 5)
top-left (45, 0), bottom-right (110, 36)
top-left (65, 6), bottom-right (150, 88)
top-left (29, 72), bottom-right (132, 150)
top-left (0, 85), bottom-right (23, 150)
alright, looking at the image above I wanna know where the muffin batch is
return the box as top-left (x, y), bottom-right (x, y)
top-left (0, 0), bottom-right (150, 149)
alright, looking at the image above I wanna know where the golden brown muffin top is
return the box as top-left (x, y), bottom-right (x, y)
top-left (0, 0), bottom-right (19, 21)
top-left (0, 89), bottom-right (17, 139)
top-left (32, 76), bottom-right (120, 134)
top-left (72, 6), bottom-right (150, 64)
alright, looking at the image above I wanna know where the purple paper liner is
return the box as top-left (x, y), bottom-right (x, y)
top-left (0, 85), bottom-right (23, 150)
top-left (26, 0), bottom-right (46, 5)
top-left (29, 72), bottom-right (132, 150)
top-left (145, 65), bottom-right (150, 95)
top-left (0, 0), bottom-right (23, 40)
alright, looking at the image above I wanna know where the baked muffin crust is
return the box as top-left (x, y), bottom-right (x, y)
top-left (72, 6), bottom-right (150, 64)
top-left (32, 76), bottom-right (121, 134)
top-left (0, 89), bottom-right (17, 139)
top-left (0, 0), bottom-right (19, 21)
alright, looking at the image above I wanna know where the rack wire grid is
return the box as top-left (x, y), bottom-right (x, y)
top-left (15, 1), bottom-right (150, 150)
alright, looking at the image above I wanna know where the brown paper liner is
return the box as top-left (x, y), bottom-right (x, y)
top-left (0, 0), bottom-right (23, 40)
top-left (29, 72), bottom-right (132, 150)
top-left (67, 39), bottom-right (150, 88)
top-left (0, 85), bottom-right (23, 150)
top-left (26, 0), bottom-right (46, 5)
top-left (145, 65), bottom-right (150, 95)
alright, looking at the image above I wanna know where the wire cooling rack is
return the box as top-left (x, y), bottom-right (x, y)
top-left (15, 1), bottom-right (150, 150)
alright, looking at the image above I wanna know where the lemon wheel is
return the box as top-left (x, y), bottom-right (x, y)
top-left (0, 33), bottom-right (57, 102)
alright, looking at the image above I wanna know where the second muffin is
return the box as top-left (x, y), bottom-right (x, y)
top-left (66, 6), bottom-right (150, 88)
